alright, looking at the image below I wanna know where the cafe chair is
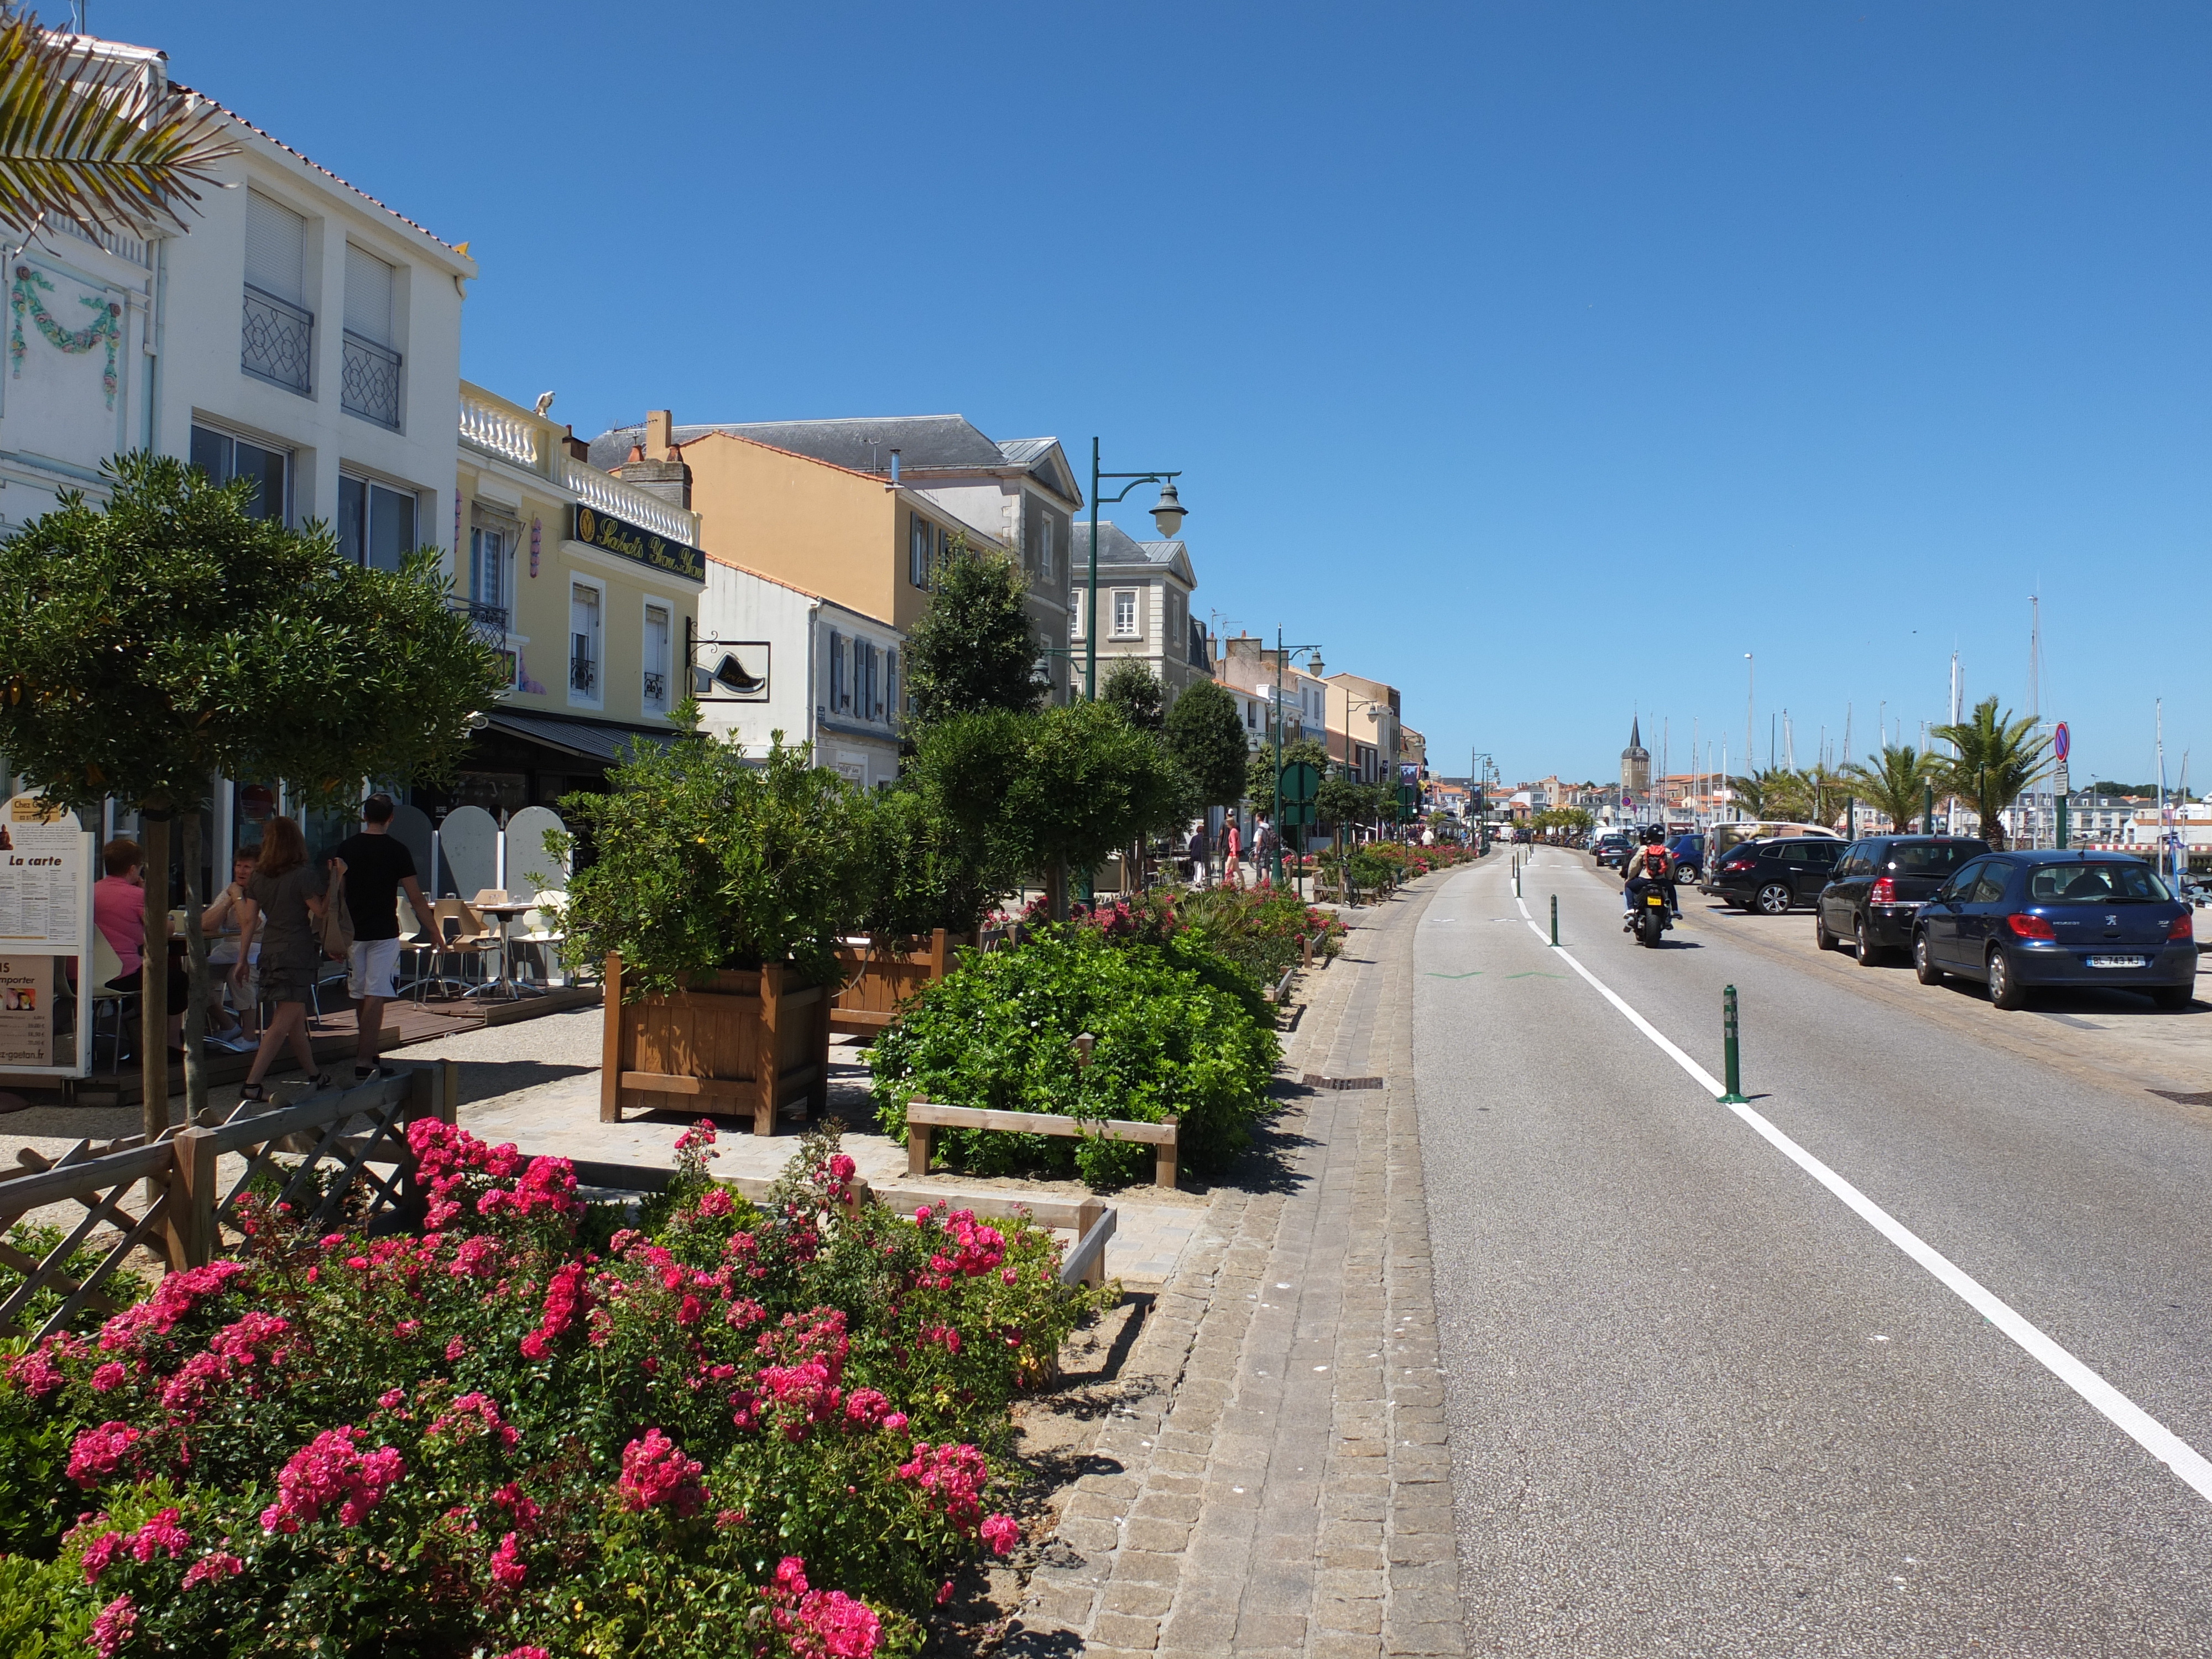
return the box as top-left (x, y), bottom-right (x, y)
top-left (88, 932), bottom-right (136, 1073)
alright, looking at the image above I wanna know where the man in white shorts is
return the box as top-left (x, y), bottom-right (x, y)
top-left (329, 796), bottom-right (432, 1082)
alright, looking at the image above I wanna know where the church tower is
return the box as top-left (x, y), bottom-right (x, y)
top-left (1620, 716), bottom-right (1652, 799)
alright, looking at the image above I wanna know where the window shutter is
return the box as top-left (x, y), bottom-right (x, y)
top-left (246, 193), bottom-right (306, 305)
top-left (344, 244), bottom-right (394, 346)
top-left (826, 630), bottom-right (842, 705)
top-left (886, 649), bottom-right (899, 716)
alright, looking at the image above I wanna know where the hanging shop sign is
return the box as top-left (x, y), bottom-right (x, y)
top-left (571, 505), bottom-right (705, 583)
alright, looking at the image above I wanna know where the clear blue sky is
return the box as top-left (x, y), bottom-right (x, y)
top-left (101, 2), bottom-right (2210, 791)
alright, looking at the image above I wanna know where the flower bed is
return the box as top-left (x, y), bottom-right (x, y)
top-left (0, 1121), bottom-right (1091, 1657)
top-left (872, 926), bottom-right (1280, 1188)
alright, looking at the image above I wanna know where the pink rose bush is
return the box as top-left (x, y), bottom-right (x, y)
top-left (0, 1121), bottom-right (1090, 1655)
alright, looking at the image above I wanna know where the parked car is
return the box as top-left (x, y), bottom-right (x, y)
top-left (1707, 836), bottom-right (1845, 914)
top-left (1814, 836), bottom-right (1989, 964)
top-left (1700, 821), bottom-right (1842, 888)
top-left (1912, 851), bottom-right (2198, 1010)
top-left (1667, 832), bottom-right (1704, 883)
top-left (1592, 832), bottom-right (1634, 870)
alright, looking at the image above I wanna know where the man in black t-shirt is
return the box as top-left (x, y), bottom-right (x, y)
top-left (330, 795), bottom-right (432, 1081)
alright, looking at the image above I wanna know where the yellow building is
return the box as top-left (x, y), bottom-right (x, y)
top-left (440, 384), bottom-right (706, 814)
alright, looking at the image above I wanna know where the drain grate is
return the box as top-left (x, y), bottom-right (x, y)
top-left (1302, 1073), bottom-right (1385, 1091)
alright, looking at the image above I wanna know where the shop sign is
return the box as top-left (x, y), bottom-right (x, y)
top-left (571, 505), bottom-right (705, 583)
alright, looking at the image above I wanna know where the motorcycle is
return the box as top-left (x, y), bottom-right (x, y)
top-left (1625, 881), bottom-right (1672, 947)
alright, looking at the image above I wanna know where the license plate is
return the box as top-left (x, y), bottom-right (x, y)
top-left (1646, 895), bottom-right (1666, 906)
top-left (2088, 954), bottom-right (2147, 969)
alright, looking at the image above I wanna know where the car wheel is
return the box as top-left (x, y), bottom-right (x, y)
top-left (2152, 984), bottom-right (2194, 1011)
top-left (1815, 910), bottom-right (1838, 951)
top-left (1914, 931), bottom-right (1944, 985)
top-left (1987, 948), bottom-right (2028, 1010)
top-left (1755, 882), bottom-right (1793, 917)
top-left (1855, 915), bottom-right (1884, 967)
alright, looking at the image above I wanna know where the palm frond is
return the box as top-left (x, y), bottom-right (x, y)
top-left (0, 12), bottom-right (237, 239)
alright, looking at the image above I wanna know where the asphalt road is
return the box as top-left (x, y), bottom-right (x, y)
top-left (1412, 846), bottom-right (2212, 1656)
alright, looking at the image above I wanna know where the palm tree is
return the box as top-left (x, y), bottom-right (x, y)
top-left (1728, 768), bottom-right (1801, 819)
top-left (0, 9), bottom-right (235, 239)
top-left (1844, 744), bottom-right (1936, 834)
top-left (1932, 695), bottom-right (2049, 851)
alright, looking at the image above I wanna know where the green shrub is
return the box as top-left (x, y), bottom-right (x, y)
top-left (871, 928), bottom-right (1280, 1187)
top-left (0, 1223), bottom-right (152, 1339)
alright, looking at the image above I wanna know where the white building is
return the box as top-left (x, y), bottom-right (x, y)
top-left (696, 559), bottom-right (902, 787)
top-left (0, 36), bottom-right (472, 566)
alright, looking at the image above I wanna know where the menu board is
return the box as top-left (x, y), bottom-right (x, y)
top-left (0, 796), bottom-right (92, 1076)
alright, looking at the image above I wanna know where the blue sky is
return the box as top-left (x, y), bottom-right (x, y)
top-left (101, 2), bottom-right (2210, 790)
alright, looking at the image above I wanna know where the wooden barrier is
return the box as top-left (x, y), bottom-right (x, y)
top-left (599, 954), bottom-right (830, 1134)
top-left (902, 1099), bottom-right (1178, 1190)
top-left (0, 1060), bottom-right (457, 1340)
top-left (830, 929), bottom-right (969, 1039)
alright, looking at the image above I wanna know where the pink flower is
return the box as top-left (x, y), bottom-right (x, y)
top-left (843, 1389), bottom-right (891, 1428)
top-left (488, 1530), bottom-right (528, 1588)
top-left (895, 1441), bottom-right (992, 1531)
top-left (617, 1428), bottom-right (707, 1517)
top-left (67, 1421), bottom-right (140, 1488)
top-left (491, 1650), bottom-right (551, 1659)
top-left (378, 1387), bottom-right (405, 1410)
top-left (695, 1187), bottom-right (734, 1219)
top-left (130, 1506), bottom-right (190, 1563)
top-left (980, 1512), bottom-right (1020, 1556)
top-left (260, 1427), bottom-right (405, 1533)
top-left (446, 1335), bottom-right (468, 1362)
top-left (6, 1334), bottom-right (84, 1399)
top-left (95, 1260), bottom-right (248, 1354)
top-left (181, 1551), bottom-right (243, 1590)
top-left (79, 1527), bottom-right (125, 1583)
top-left (90, 1361), bottom-right (126, 1392)
top-left (519, 1261), bottom-right (591, 1359)
top-left (799, 1588), bottom-right (881, 1657)
top-left (427, 1391), bottom-right (520, 1450)
top-left (881, 1411), bottom-right (908, 1434)
top-left (88, 1593), bottom-right (136, 1658)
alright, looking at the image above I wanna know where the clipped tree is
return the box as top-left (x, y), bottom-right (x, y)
top-left (901, 535), bottom-right (1042, 727)
top-left (1246, 734), bottom-right (1329, 811)
top-left (1844, 744), bottom-right (1937, 833)
top-left (1934, 695), bottom-right (2049, 851)
top-left (0, 454), bottom-right (503, 1134)
top-left (1164, 678), bottom-right (1250, 812)
top-left (1101, 658), bottom-right (1165, 733)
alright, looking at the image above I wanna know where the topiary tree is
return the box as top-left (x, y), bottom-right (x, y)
top-left (900, 535), bottom-right (1042, 727)
top-left (1164, 678), bottom-right (1249, 813)
top-left (1100, 659), bottom-right (1165, 733)
top-left (0, 453), bottom-right (503, 1134)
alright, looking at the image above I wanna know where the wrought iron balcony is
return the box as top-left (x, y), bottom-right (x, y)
top-left (570, 655), bottom-right (596, 693)
top-left (341, 330), bottom-right (401, 429)
top-left (241, 285), bottom-right (312, 394)
top-left (641, 670), bottom-right (666, 703)
top-left (449, 598), bottom-right (508, 642)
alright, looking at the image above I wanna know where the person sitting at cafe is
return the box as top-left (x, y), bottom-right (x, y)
top-left (92, 836), bottom-right (190, 1053)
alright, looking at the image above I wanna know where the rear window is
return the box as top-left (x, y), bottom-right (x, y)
top-left (1887, 843), bottom-right (1984, 876)
top-left (2026, 862), bottom-right (2172, 904)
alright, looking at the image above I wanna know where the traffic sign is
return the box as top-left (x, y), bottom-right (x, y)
top-left (2053, 722), bottom-right (2070, 762)
top-left (1279, 761), bottom-right (1321, 803)
top-left (1280, 800), bottom-right (1318, 827)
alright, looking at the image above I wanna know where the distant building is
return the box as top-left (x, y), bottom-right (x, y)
top-left (1621, 717), bottom-right (1652, 800)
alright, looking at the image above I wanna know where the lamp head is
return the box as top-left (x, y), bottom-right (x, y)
top-left (1150, 480), bottom-right (1187, 538)
top-left (1305, 651), bottom-right (1324, 678)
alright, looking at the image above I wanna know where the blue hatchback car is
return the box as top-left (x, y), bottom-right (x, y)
top-left (1912, 851), bottom-right (2199, 1010)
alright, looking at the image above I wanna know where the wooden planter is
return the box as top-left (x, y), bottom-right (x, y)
top-left (599, 953), bottom-right (830, 1134)
top-left (829, 928), bottom-right (972, 1040)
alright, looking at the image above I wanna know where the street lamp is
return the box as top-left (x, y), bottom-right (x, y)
top-left (1084, 437), bottom-right (1186, 701)
top-left (1266, 632), bottom-right (1322, 887)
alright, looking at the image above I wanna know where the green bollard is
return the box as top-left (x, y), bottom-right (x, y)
top-left (1719, 984), bottom-right (1749, 1103)
top-left (1551, 893), bottom-right (1559, 947)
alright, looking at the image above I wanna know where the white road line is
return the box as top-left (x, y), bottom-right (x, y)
top-left (1507, 868), bottom-right (2212, 1506)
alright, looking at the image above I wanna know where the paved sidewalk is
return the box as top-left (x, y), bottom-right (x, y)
top-left (1006, 877), bottom-right (1467, 1657)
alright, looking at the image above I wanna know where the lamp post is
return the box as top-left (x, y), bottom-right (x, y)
top-left (1269, 633), bottom-right (1322, 886)
top-left (1084, 437), bottom-right (1185, 701)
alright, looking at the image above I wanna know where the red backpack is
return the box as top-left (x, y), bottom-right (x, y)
top-left (1641, 842), bottom-right (1672, 879)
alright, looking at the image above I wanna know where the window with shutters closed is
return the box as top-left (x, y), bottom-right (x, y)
top-left (341, 244), bottom-right (401, 427)
top-left (242, 192), bottom-right (312, 393)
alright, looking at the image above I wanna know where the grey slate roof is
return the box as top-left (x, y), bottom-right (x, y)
top-left (1074, 519), bottom-right (1195, 585)
top-left (588, 415), bottom-right (1079, 503)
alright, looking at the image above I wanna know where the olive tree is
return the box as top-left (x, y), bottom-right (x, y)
top-left (0, 453), bottom-right (504, 1133)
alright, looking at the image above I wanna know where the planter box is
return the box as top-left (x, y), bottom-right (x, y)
top-left (598, 954), bottom-right (830, 1134)
top-left (830, 928), bottom-right (971, 1040)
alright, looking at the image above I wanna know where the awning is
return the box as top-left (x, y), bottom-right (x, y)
top-left (483, 709), bottom-right (682, 766)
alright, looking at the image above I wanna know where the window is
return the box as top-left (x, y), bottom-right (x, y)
top-left (242, 192), bottom-right (311, 394)
top-left (827, 629), bottom-right (846, 711)
top-left (570, 582), bottom-right (602, 703)
top-left (1068, 588), bottom-right (1082, 640)
top-left (886, 648), bottom-right (899, 717)
top-left (909, 517), bottom-right (932, 588)
top-left (341, 244), bottom-right (401, 429)
top-left (1112, 590), bottom-right (1138, 638)
top-left (643, 604), bottom-right (671, 713)
top-left (339, 476), bottom-right (416, 572)
top-left (1038, 515), bottom-right (1054, 581)
top-left (189, 424), bottom-right (289, 523)
top-left (465, 522), bottom-right (509, 628)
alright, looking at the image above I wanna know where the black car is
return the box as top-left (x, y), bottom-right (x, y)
top-left (1814, 835), bottom-right (1989, 964)
top-left (1912, 851), bottom-right (2198, 1010)
top-left (1592, 833), bottom-right (1633, 870)
top-left (1707, 836), bottom-right (1844, 915)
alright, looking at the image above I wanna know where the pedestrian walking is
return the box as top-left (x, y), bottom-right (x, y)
top-left (1223, 818), bottom-right (1243, 889)
top-left (1187, 822), bottom-right (1210, 889)
top-left (232, 816), bottom-right (333, 1102)
top-left (330, 794), bottom-right (433, 1082)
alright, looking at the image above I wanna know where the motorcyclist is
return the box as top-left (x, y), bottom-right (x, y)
top-left (1620, 825), bottom-right (1679, 927)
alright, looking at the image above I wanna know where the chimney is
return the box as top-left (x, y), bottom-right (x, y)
top-left (561, 424), bottom-right (589, 464)
top-left (619, 415), bottom-right (691, 510)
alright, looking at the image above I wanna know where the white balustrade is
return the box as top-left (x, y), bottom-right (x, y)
top-left (561, 457), bottom-right (699, 546)
top-left (458, 389), bottom-right (541, 468)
